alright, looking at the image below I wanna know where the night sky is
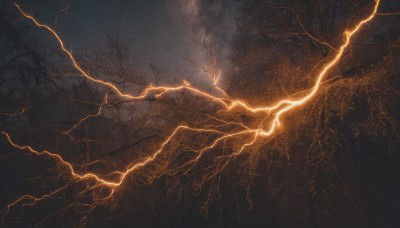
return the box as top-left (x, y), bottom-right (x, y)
top-left (1, 0), bottom-right (400, 227)
top-left (17, 0), bottom-right (237, 86)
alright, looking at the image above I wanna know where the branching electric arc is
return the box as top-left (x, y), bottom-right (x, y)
top-left (1, 0), bottom-right (381, 221)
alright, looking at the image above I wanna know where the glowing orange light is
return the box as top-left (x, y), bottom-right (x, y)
top-left (2, 0), bottom-right (381, 216)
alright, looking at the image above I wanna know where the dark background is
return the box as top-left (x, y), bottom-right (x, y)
top-left (1, 0), bottom-right (399, 227)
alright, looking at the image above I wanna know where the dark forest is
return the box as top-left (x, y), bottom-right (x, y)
top-left (0, 0), bottom-right (399, 227)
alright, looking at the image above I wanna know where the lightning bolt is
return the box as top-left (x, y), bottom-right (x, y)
top-left (2, 0), bottom-right (381, 221)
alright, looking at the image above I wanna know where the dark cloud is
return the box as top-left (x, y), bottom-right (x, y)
top-left (16, 0), bottom-right (238, 89)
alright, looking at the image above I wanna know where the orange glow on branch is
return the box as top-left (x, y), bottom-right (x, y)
top-left (3, 0), bottom-right (381, 216)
